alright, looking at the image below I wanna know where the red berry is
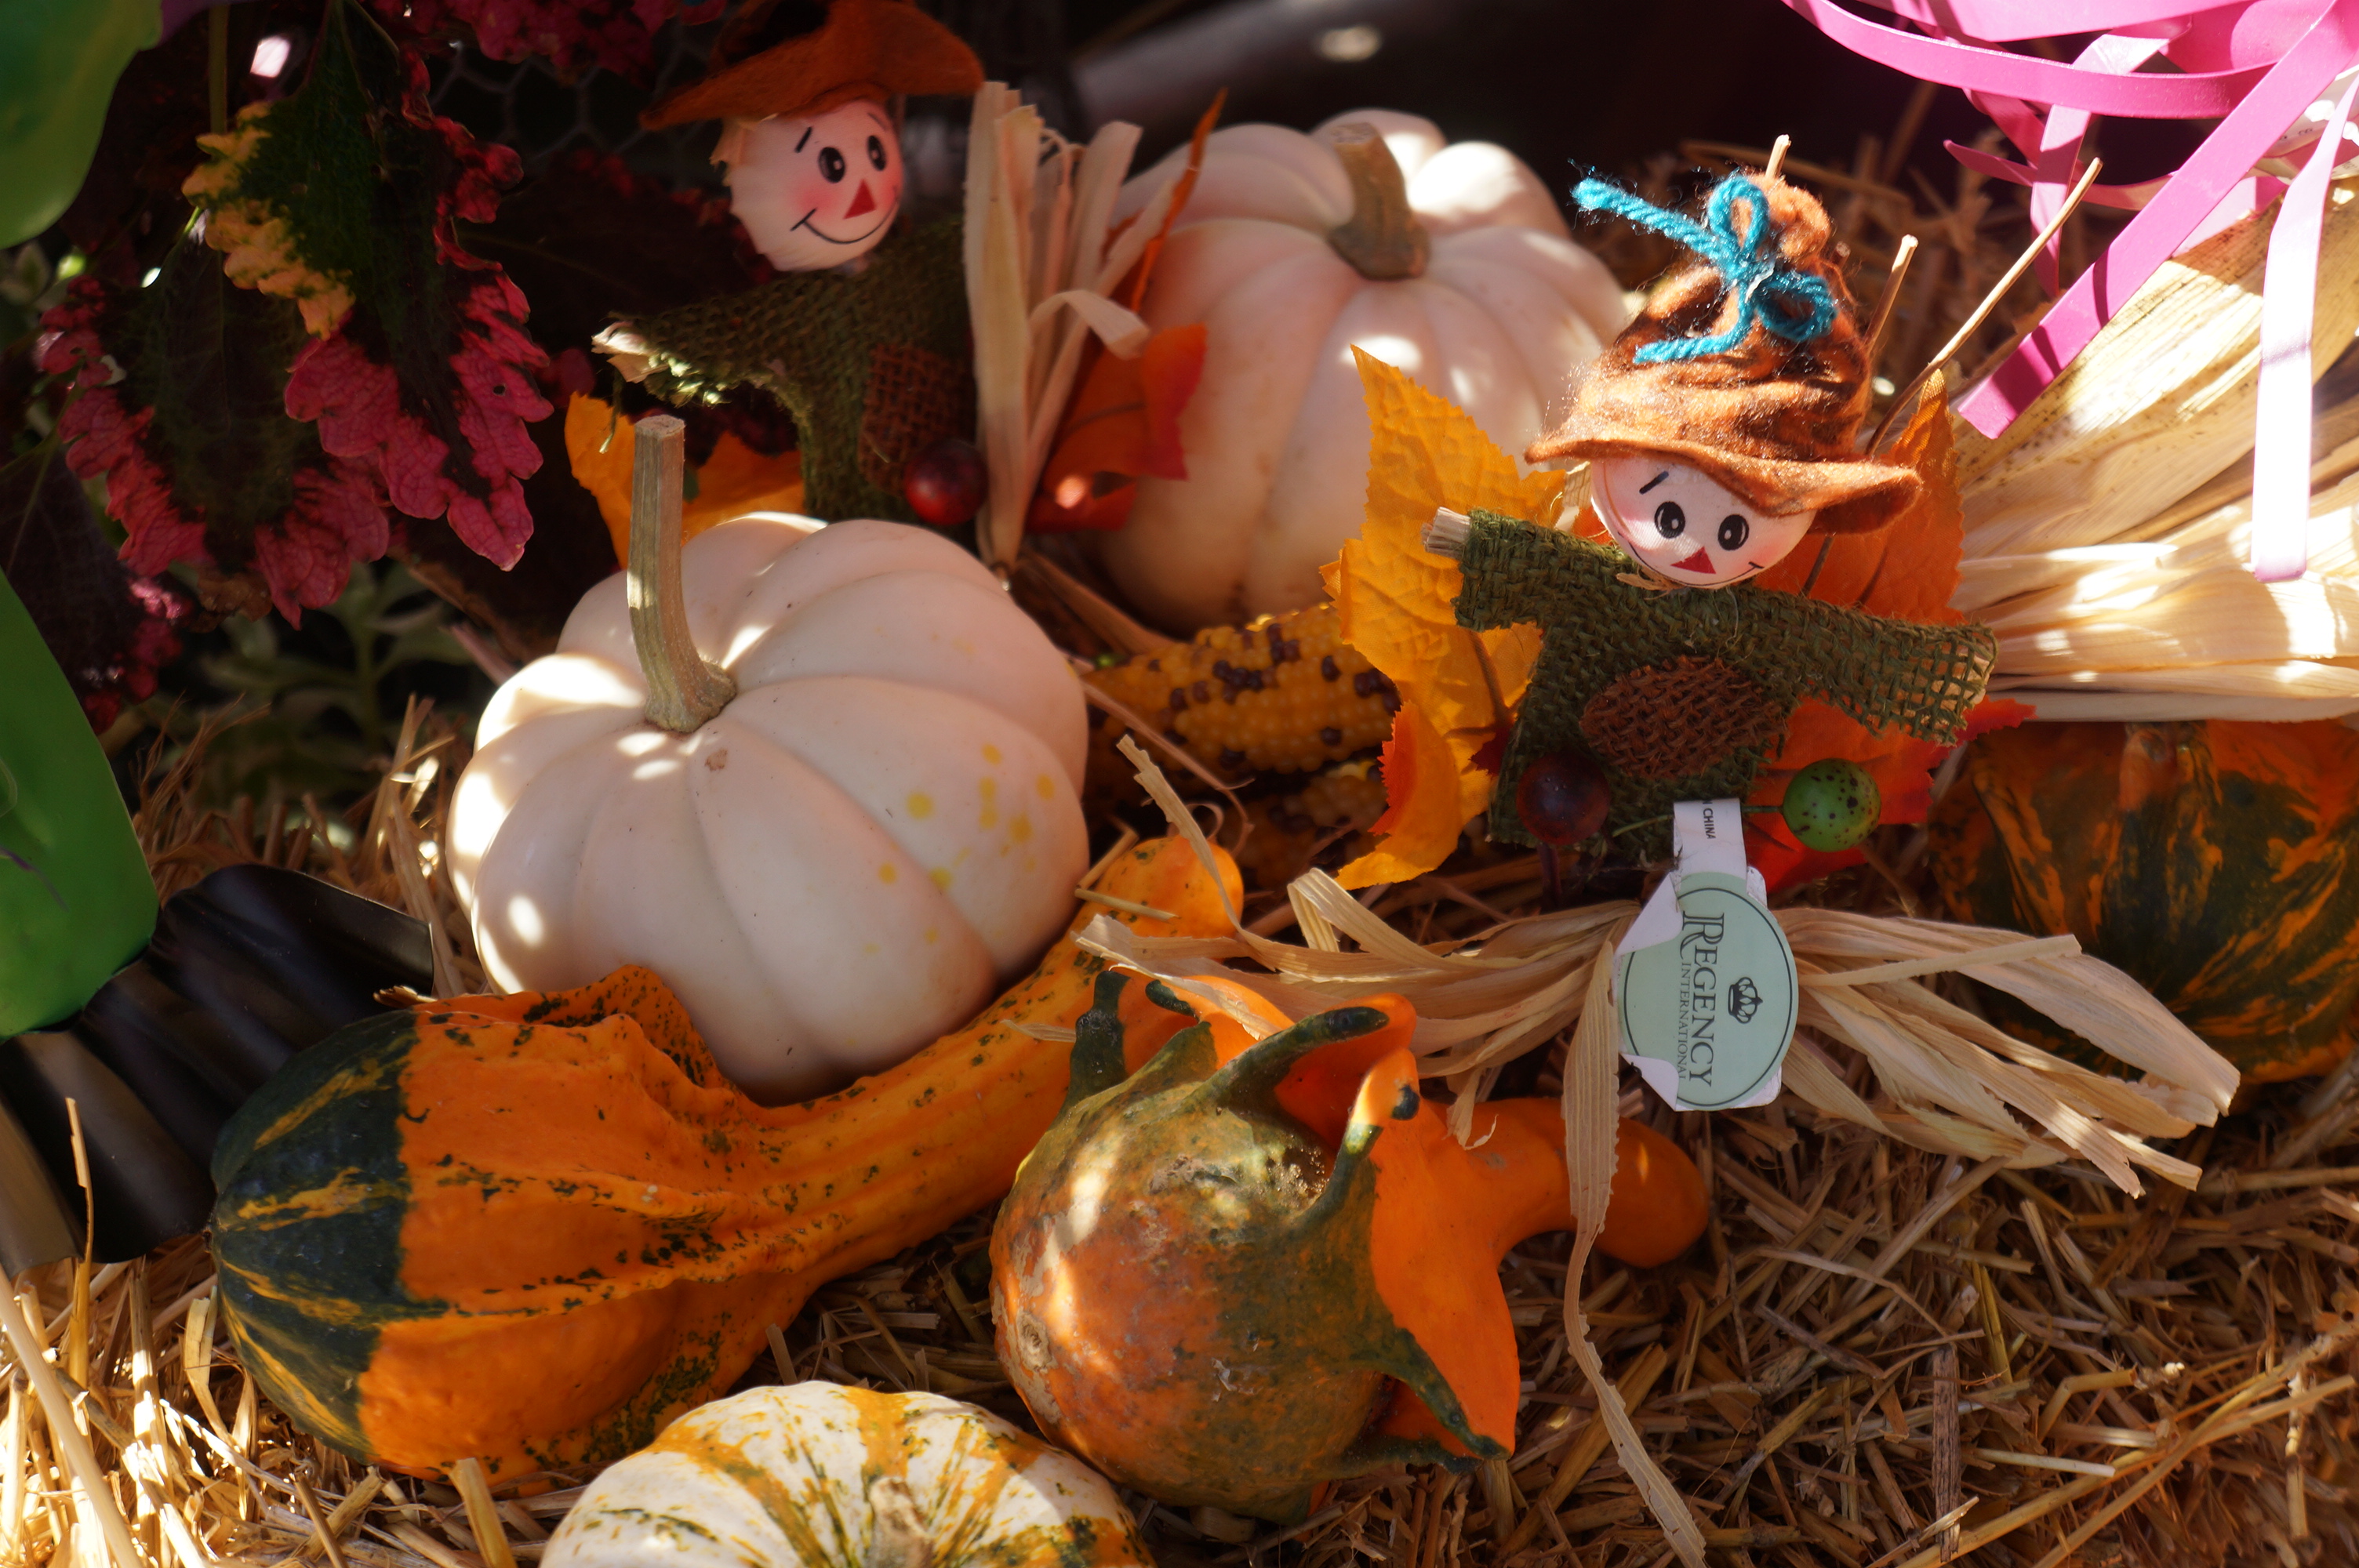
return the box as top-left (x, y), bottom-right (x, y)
top-left (903, 437), bottom-right (987, 526)
top-left (1517, 751), bottom-right (1610, 846)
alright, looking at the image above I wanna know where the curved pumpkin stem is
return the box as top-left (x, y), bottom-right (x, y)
top-left (1325, 124), bottom-right (1430, 282)
top-left (628, 415), bottom-right (737, 732)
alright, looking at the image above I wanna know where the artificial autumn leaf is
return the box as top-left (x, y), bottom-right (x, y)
top-left (1027, 95), bottom-right (1224, 535)
top-left (565, 393), bottom-right (805, 560)
top-left (1734, 376), bottom-right (2030, 889)
top-left (1347, 700), bottom-right (1468, 887)
top-left (1328, 347), bottom-right (1562, 887)
top-left (183, 0), bottom-right (550, 572)
top-left (1028, 324), bottom-right (1207, 532)
top-left (38, 240), bottom-right (389, 622)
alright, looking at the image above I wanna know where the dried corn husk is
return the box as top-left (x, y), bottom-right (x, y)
top-left (1079, 739), bottom-right (2235, 1568)
top-left (1950, 180), bottom-right (2359, 717)
top-left (1955, 180), bottom-right (2359, 561)
top-left (1085, 739), bottom-right (2236, 1196)
top-left (963, 84), bottom-right (1181, 571)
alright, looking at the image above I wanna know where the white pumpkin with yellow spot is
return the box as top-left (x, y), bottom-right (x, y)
top-left (543, 1382), bottom-right (1150, 1568)
top-left (1101, 109), bottom-right (1629, 629)
top-left (450, 511), bottom-right (1089, 1104)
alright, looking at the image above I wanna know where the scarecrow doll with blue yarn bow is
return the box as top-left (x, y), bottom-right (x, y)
top-left (1421, 171), bottom-right (1996, 858)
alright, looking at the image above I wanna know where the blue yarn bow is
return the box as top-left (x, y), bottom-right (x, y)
top-left (1572, 174), bottom-right (1838, 364)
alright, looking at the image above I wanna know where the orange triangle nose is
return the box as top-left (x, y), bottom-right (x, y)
top-left (844, 181), bottom-right (878, 219)
top-left (1670, 547), bottom-right (1715, 575)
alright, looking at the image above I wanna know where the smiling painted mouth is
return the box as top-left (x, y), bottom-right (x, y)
top-left (791, 209), bottom-right (893, 246)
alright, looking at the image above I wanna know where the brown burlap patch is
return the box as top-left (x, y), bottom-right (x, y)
top-left (859, 341), bottom-right (976, 492)
top-left (1579, 656), bottom-right (1787, 779)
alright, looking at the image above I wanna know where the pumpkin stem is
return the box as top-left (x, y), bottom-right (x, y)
top-left (1325, 124), bottom-right (1429, 281)
top-left (1063, 971), bottom-right (1136, 1112)
top-left (628, 416), bottom-right (737, 731)
top-left (862, 1476), bottom-right (935, 1568)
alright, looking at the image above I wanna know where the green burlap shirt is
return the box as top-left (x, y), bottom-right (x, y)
top-left (623, 218), bottom-right (972, 522)
top-left (1454, 509), bottom-right (1996, 858)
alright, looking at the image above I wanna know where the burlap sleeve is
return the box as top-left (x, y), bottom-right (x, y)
top-left (616, 220), bottom-right (970, 520)
top-left (1454, 509), bottom-right (1627, 631)
top-left (1777, 602), bottom-right (1998, 744)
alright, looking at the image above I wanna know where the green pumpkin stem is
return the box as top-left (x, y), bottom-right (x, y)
top-left (1325, 123), bottom-right (1430, 282)
top-left (1062, 971), bottom-right (1136, 1112)
top-left (628, 415), bottom-right (737, 731)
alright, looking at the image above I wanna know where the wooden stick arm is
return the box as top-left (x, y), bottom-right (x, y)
top-left (1423, 506), bottom-right (1471, 560)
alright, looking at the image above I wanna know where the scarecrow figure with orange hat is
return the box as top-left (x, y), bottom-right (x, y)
top-left (1421, 171), bottom-right (1997, 858)
top-left (598, 0), bottom-right (983, 521)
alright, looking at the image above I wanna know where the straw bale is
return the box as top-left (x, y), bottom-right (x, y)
top-left (16, 124), bottom-right (2357, 1568)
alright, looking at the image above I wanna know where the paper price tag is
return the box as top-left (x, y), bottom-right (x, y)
top-left (1612, 800), bottom-right (1797, 1112)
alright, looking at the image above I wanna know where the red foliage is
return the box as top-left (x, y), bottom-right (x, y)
top-left (369, 0), bottom-right (721, 82)
top-left (287, 270), bottom-right (548, 572)
top-left (40, 275), bottom-right (391, 623)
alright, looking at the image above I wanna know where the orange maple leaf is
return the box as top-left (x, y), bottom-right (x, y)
top-left (1028, 323), bottom-right (1208, 532)
top-left (1028, 94), bottom-right (1223, 534)
top-left (1328, 349), bottom-right (1565, 887)
top-left (1739, 376), bottom-right (2029, 889)
top-left (565, 394), bottom-right (805, 564)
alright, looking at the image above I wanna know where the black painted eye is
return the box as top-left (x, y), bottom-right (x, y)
top-left (1718, 514), bottom-right (1749, 551)
top-left (1653, 500), bottom-right (1686, 538)
top-left (818, 146), bottom-right (847, 182)
top-left (867, 134), bottom-right (888, 170)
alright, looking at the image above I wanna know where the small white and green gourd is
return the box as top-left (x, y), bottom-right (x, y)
top-left (541, 1382), bottom-right (1150, 1568)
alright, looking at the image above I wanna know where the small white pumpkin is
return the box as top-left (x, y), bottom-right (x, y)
top-left (451, 448), bottom-right (1089, 1104)
top-left (543, 1381), bottom-right (1150, 1568)
top-left (1100, 110), bottom-right (1630, 630)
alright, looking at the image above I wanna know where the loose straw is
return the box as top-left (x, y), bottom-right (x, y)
top-left (0, 1283), bottom-right (141, 1568)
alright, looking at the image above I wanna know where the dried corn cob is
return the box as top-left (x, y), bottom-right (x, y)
top-left (1232, 760), bottom-right (1390, 889)
top-left (1084, 603), bottom-right (1398, 795)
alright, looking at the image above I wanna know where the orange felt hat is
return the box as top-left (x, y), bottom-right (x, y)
top-left (1527, 173), bottom-right (1917, 535)
top-left (642, 0), bottom-right (983, 129)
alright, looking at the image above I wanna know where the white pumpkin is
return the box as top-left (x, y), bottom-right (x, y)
top-left (543, 1382), bottom-right (1150, 1568)
top-left (450, 512), bottom-right (1089, 1104)
top-left (1100, 110), bottom-right (1630, 630)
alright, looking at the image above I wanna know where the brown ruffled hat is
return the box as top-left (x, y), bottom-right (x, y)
top-left (1527, 173), bottom-right (1916, 535)
top-left (642, 0), bottom-right (983, 129)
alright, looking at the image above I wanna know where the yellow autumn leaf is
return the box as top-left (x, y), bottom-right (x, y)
top-left (1330, 348), bottom-right (1565, 887)
top-left (183, 108), bottom-right (356, 337)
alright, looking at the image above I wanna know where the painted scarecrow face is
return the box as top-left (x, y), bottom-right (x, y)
top-left (718, 98), bottom-right (903, 272)
top-left (1592, 455), bottom-right (1815, 588)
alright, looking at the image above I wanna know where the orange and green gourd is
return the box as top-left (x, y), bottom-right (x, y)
top-left (206, 834), bottom-right (1237, 1477)
top-left (990, 977), bottom-right (1707, 1522)
top-left (1930, 720), bottom-right (2359, 1084)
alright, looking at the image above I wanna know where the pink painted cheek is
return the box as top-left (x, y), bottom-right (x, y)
top-left (772, 165), bottom-right (834, 220)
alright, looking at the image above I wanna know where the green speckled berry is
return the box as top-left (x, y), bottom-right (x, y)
top-left (1781, 758), bottom-right (1881, 852)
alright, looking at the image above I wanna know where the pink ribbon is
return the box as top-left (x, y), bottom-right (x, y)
top-left (1780, 0), bottom-right (2359, 580)
top-left (2252, 71), bottom-right (2359, 579)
